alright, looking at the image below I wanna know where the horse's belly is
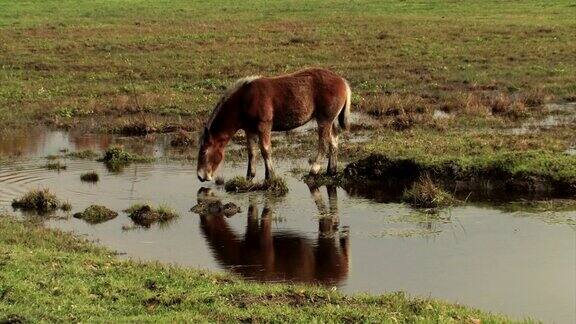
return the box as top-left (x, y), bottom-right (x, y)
top-left (272, 107), bottom-right (313, 131)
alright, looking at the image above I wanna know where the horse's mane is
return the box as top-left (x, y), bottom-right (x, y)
top-left (206, 75), bottom-right (261, 129)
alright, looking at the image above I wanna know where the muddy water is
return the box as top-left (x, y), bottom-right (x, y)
top-left (0, 129), bottom-right (575, 323)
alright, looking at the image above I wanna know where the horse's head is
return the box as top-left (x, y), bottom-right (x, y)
top-left (197, 127), bottom-right (224, 182)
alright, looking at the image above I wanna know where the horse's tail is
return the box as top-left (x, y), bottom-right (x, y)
top-left (338, 80), bottom-right (351, 131)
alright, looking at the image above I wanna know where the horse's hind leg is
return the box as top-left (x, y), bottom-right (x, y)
top-left (246, 131), bottom-right (258, 180)
top-left (327, 123), bottom-right (339, 175)
top-left (258, 127), bottom-right (275, 179)
top-left (310, 122), bottom-right (330, 175)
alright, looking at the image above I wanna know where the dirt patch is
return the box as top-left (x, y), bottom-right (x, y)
top-left (73, 205), bottom-right (118, 224)
top-left (11, 189), bottom-right (71, 214)
top-left (224, 176), bottom-right (288, 196)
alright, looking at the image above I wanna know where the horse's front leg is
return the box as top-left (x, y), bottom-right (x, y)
top-left (246, 132), bottom-right (258, 180)
top-left (258, 127), bottom-right (275, 179)
top-left (309, 123), bottom-right (330, 175)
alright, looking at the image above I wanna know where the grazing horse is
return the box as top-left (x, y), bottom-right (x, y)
top-left (197, 68), bottom-right (351, 182)
top-left (196, 185), bottom-right (349, 284)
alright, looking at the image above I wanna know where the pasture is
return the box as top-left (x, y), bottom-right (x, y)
top-left (1, 1), bottom-right (575, 322)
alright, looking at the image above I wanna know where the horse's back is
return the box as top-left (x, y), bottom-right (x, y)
top-left (250, 68), bottom-right (347, 131)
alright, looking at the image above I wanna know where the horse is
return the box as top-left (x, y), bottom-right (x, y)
top-left (196, 185), bottom-right (349, 284)
top-left (196, 68), bottom-right (351, 182)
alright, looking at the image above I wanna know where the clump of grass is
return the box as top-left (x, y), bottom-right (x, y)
top-left (66, 150), bottom-right (98, 159)
top-left (191, 200), bottom-right (241, 217)
top-left (98, 146), bottom-right (153, 172)
top-left (214, 176), bottom-right (225, 186)
top-left (359, 93), bottom-right (430, 117)
top-left (124, 203), bottom-right (179, 227)
top-left (73, 205), bottom-right (118, 224)
top-left (402, 175), bottom-right (458, 209)
top-left (170, 129), bottom-right (195, 147)
top-left (80, 171), bottom-right (99, 182)
top-left (45, 154), bottom-right (60, 160)
top-left (11, 189), bottom-right (70, 213)
top-left (44, 161), bottom-right (67, 171)
top-left (224, 176), bottom-right (288, 195)
top-left (61, 202), bottom-right (72, 212)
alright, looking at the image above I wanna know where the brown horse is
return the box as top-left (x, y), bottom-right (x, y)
top-left (196, 184), bottom-right (349, 284)
top-left (197, 68), bottom-right (351, 182)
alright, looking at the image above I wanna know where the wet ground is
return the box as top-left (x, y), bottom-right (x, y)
top-left (0, 128), bottom-right (575, 323)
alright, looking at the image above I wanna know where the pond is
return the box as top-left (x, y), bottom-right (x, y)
top-left (0, 128), bottom-right (574, 323)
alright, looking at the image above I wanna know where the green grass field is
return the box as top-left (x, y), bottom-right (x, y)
top-left (1, 0), bottom-right (575, 131)
top-left (0, 216), bottom-right (515, 322)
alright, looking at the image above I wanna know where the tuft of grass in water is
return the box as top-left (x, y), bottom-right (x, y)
top-left (80, 171), bottom-right (99, 182)
top-left (402, 175), bottom-right (458, 209)
top-left (98, 146), bottom-right (154, 172)
top-left (66, 150), bottom-right (99, 159)
top-left (44, 161), bottom-right (67, 171)
top-left (214, 176), bottom-right (225, 186)
top-left (501, 199), bottom-right (576, 214)
top-left (224, 176), bottom-right (288, 196)
top-left (73, 205), bottom-right (118, 224)
top-left (170, 129), bottom-right (195, 147)
top-left (0, 215), bottom-right (512, 322)
top-left (124, 203), bottom-right (179, 227)
top-left (11, 188), bottom-right (70, 213)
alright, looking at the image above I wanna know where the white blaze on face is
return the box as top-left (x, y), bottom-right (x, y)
top-left (197, 146), bottom-right (215, 182)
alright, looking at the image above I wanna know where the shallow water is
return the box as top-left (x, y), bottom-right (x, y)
top-left (0, 129), bottom-right (575, 323)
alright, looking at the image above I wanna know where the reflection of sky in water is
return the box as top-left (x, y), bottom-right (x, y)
top-left (0, 129), bottom-right (574, 323)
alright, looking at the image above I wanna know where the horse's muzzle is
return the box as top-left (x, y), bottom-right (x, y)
top-left (197, 170), bottom-right (212, 182)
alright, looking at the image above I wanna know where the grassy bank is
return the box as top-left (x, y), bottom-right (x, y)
top-left (0, 216), bottom-right (513, 322)
top-left (1, 0), bottom-right (575, 132)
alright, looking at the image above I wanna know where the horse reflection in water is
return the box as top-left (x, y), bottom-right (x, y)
top-left (197, 184), bottom-right (349, 285)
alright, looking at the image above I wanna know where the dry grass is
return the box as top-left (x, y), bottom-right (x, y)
top-left (402, 175), bottom-right (458, 209)
top-left (11, 188), bottom-right (70, 213)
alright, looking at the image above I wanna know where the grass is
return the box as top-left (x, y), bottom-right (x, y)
top-left (0, 215), bottom-right (515, 322)
top-left (11, 188), bottom-right (70, 213)
top-left (402, 175), bottom-right (458, 209)
top-left (224, 176), bottom-right (289, 196)
top-left (66, 150), bottom-right (98, 159)
top-left (0, 0), bottom-right (574, 132)
top-left (79, 171), bottom-right (99, 182)
top-left (124, 204), bottom-right (179, 227)
top-left (343, 150), bottom-right (576, 198)
top-left (73, 205), bottom-right (118, 224)
top-left (98, 146), bottom-right (153, 172)
top-left (43, 161), bottom-right (67, 171)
